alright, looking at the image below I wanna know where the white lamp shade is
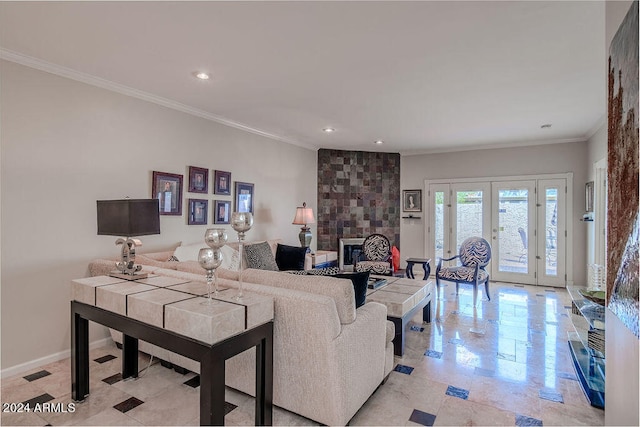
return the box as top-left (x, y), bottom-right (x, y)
top-left (292, 203), bottom-right (315, 225)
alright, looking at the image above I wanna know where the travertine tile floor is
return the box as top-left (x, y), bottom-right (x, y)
top-left (1, 281), bottom-right (605, 426)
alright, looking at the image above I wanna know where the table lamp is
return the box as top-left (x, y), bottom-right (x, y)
top-left (97, 198), bottom-right (160, 280)
top-left (292, 202), bottom-right (315, 248)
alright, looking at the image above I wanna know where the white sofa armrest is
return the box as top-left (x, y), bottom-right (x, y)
top-left (328, 301), bottom-right (390, 424)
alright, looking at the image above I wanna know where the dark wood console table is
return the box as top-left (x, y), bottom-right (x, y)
top-left (71, 299), bottom-right (273, 426)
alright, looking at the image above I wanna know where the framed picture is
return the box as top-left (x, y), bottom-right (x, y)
top-left (214, 200), bottom-right (231, 224)
top-left (234, 181), bottom-right (254, 213)
top-left (214, 170), bottom-right (231, 195)
top-left (585, 181), bottom-right (594, 213)
top-left (188, 166), bottom-right (208, 193)
top-left (152, 171), bottom-right (183, 215)
top-left (188, 199), bottom-right (208, 225)
top-left (403, 189), bottom-right (422, 212)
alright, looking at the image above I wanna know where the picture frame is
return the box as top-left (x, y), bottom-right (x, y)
top-left (214, 170), bottom-right (231, 195)
top-left (188, 199), bottom-right (208, 225)
top-left (214, 200), bottom-right (231, 224)
top-left (152, 171), bottom-right (183, 215)
top-left (234, 181), bottom-right (254, 213)
top-left (403, 189), bottom-right (422, 212)
top-left (585, 181), bottom-right (594, 213)
top-left (188, 166), bottom-right (208, 193)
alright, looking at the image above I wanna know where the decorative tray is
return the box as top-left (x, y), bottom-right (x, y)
top-left (578, 289), bottom-right (606, 306)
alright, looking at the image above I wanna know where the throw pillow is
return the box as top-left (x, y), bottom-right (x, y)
top-left (287, 267), bottom-right (340, 276)
top-left (244, 241), bottom-right (279, 271)
top-left (220, 244), bottom-right (241, 271)
top-left (275, 244), bottom-right (307, 271)
top-left (391, 245), bottom-right (400, 272)
top-left (172, 242), bottom-right (205, 262)
top-left (335, 271), bottom-right (369, 308)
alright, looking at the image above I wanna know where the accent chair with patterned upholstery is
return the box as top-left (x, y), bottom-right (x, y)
top-left (435, 236), bottom-right (492, 300)
top-left (354, 233), bottom-right (393, 276)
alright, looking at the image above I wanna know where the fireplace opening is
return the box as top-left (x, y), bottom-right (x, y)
top-left (339, 238), bottom-right (365, 271)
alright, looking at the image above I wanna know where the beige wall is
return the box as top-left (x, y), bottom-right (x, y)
top-left (604, 1), bottom-right (639, 425)
top-left (0, 60), bottom-right (317, 371)
top-left (400, 141), bottom-right (589, 284)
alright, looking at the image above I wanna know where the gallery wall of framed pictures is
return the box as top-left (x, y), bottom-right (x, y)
top-left (152, 167), bottom-right (254, 226)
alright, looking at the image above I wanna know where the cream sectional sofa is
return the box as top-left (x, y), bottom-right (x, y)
top-left (88, 240), bottom-right (395, 426)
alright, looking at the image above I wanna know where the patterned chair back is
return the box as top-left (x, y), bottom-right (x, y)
top-left (459, 237), bottom-right (491, 267)
top-left (363, 234), bottom-right (391, 261)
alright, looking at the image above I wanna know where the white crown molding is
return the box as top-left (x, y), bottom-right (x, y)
top-left (584, 114), bottom-right (607, 140)
top-left (399, 136), bottom-right (588, 157)
top-left (0, 49), bottom-right (316, 151)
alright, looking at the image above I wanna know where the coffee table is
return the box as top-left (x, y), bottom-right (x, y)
top-left (365, 276), bottom-right (434, 356)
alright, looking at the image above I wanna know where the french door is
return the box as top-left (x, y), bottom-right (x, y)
top-left (431, 183), bottom-right (490, 263)
top-left (428, 176), bottom-right (568, 287)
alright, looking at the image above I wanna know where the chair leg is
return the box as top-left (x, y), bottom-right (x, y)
top-left (484, 279), bottom-right (491, 301)
top-left (455, 282), bottom-right (459, 295)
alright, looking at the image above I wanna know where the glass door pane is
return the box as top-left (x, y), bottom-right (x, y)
top-left (491, 181), bottom-right (536, 285)
top-left (434, 190), bottom-right (445, 262)
top-left (451, 183), bottom-right (490, 256)
top-left (429, 184), bottom-right (451, 263)
top-left (455, 190), bottom-right (484, 251)
top-left (538, 179), bottom-right (566, 287)
top-left (545, 188), bottom-right (558, 276)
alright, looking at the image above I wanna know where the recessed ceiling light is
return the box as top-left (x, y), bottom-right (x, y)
top-left (374, 140), bottom-right (384, 145)
top-left (323, 127), bottom-right (335, 133)
top-left (541, 123), bottom-right (552, 129)
top-left (195, 72), bottom-right (210, 80)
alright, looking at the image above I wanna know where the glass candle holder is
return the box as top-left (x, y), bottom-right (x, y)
top-left (231, 212), bottom-right (253, 299)
top-left (198, 247), bottom-right (223, 304)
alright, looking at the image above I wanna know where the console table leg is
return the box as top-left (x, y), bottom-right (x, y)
top-left (71, 305), bottom-right (89, 402)
top-left (390, 317), bottom-right (405, 356)
top-left (423, 300), bottom-right (432, 323)
top-left (255, 324), bottom-right (273, 426)
top-left (122, 334), bottom-right (139, 379)
top-left (200, 352), bottom-right (225, 426)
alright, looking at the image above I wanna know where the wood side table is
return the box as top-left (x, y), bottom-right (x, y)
top-left (405, 258), bottom-right (431, 280)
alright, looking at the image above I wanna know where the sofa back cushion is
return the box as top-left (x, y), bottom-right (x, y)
top-left (241, 269), bottom-right (356, 324)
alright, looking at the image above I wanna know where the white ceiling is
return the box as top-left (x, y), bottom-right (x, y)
top-left (0, 1), bottom-right (606, 154)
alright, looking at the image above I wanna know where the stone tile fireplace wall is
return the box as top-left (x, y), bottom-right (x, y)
top-left (316, 149), bottom-right (400, 252)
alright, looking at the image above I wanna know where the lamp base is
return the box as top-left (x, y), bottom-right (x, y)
top-left (113, 237), bottom-right (146, 280)
top-left (298, 227), bottom-right (312, 248)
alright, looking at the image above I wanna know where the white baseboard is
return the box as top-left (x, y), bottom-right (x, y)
top-left (1, 337), bottom-right (112, 379)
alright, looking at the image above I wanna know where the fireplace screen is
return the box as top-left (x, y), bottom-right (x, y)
top-left (339, 238), bottom-right (365, 271)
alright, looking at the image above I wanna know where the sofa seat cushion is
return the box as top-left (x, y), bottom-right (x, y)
top-left (355, 261), bottom-right (391, 275)
top-left (275, 244), bottom-right (307, 271)
top-left (244, 241), bottom-right (279, 271)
